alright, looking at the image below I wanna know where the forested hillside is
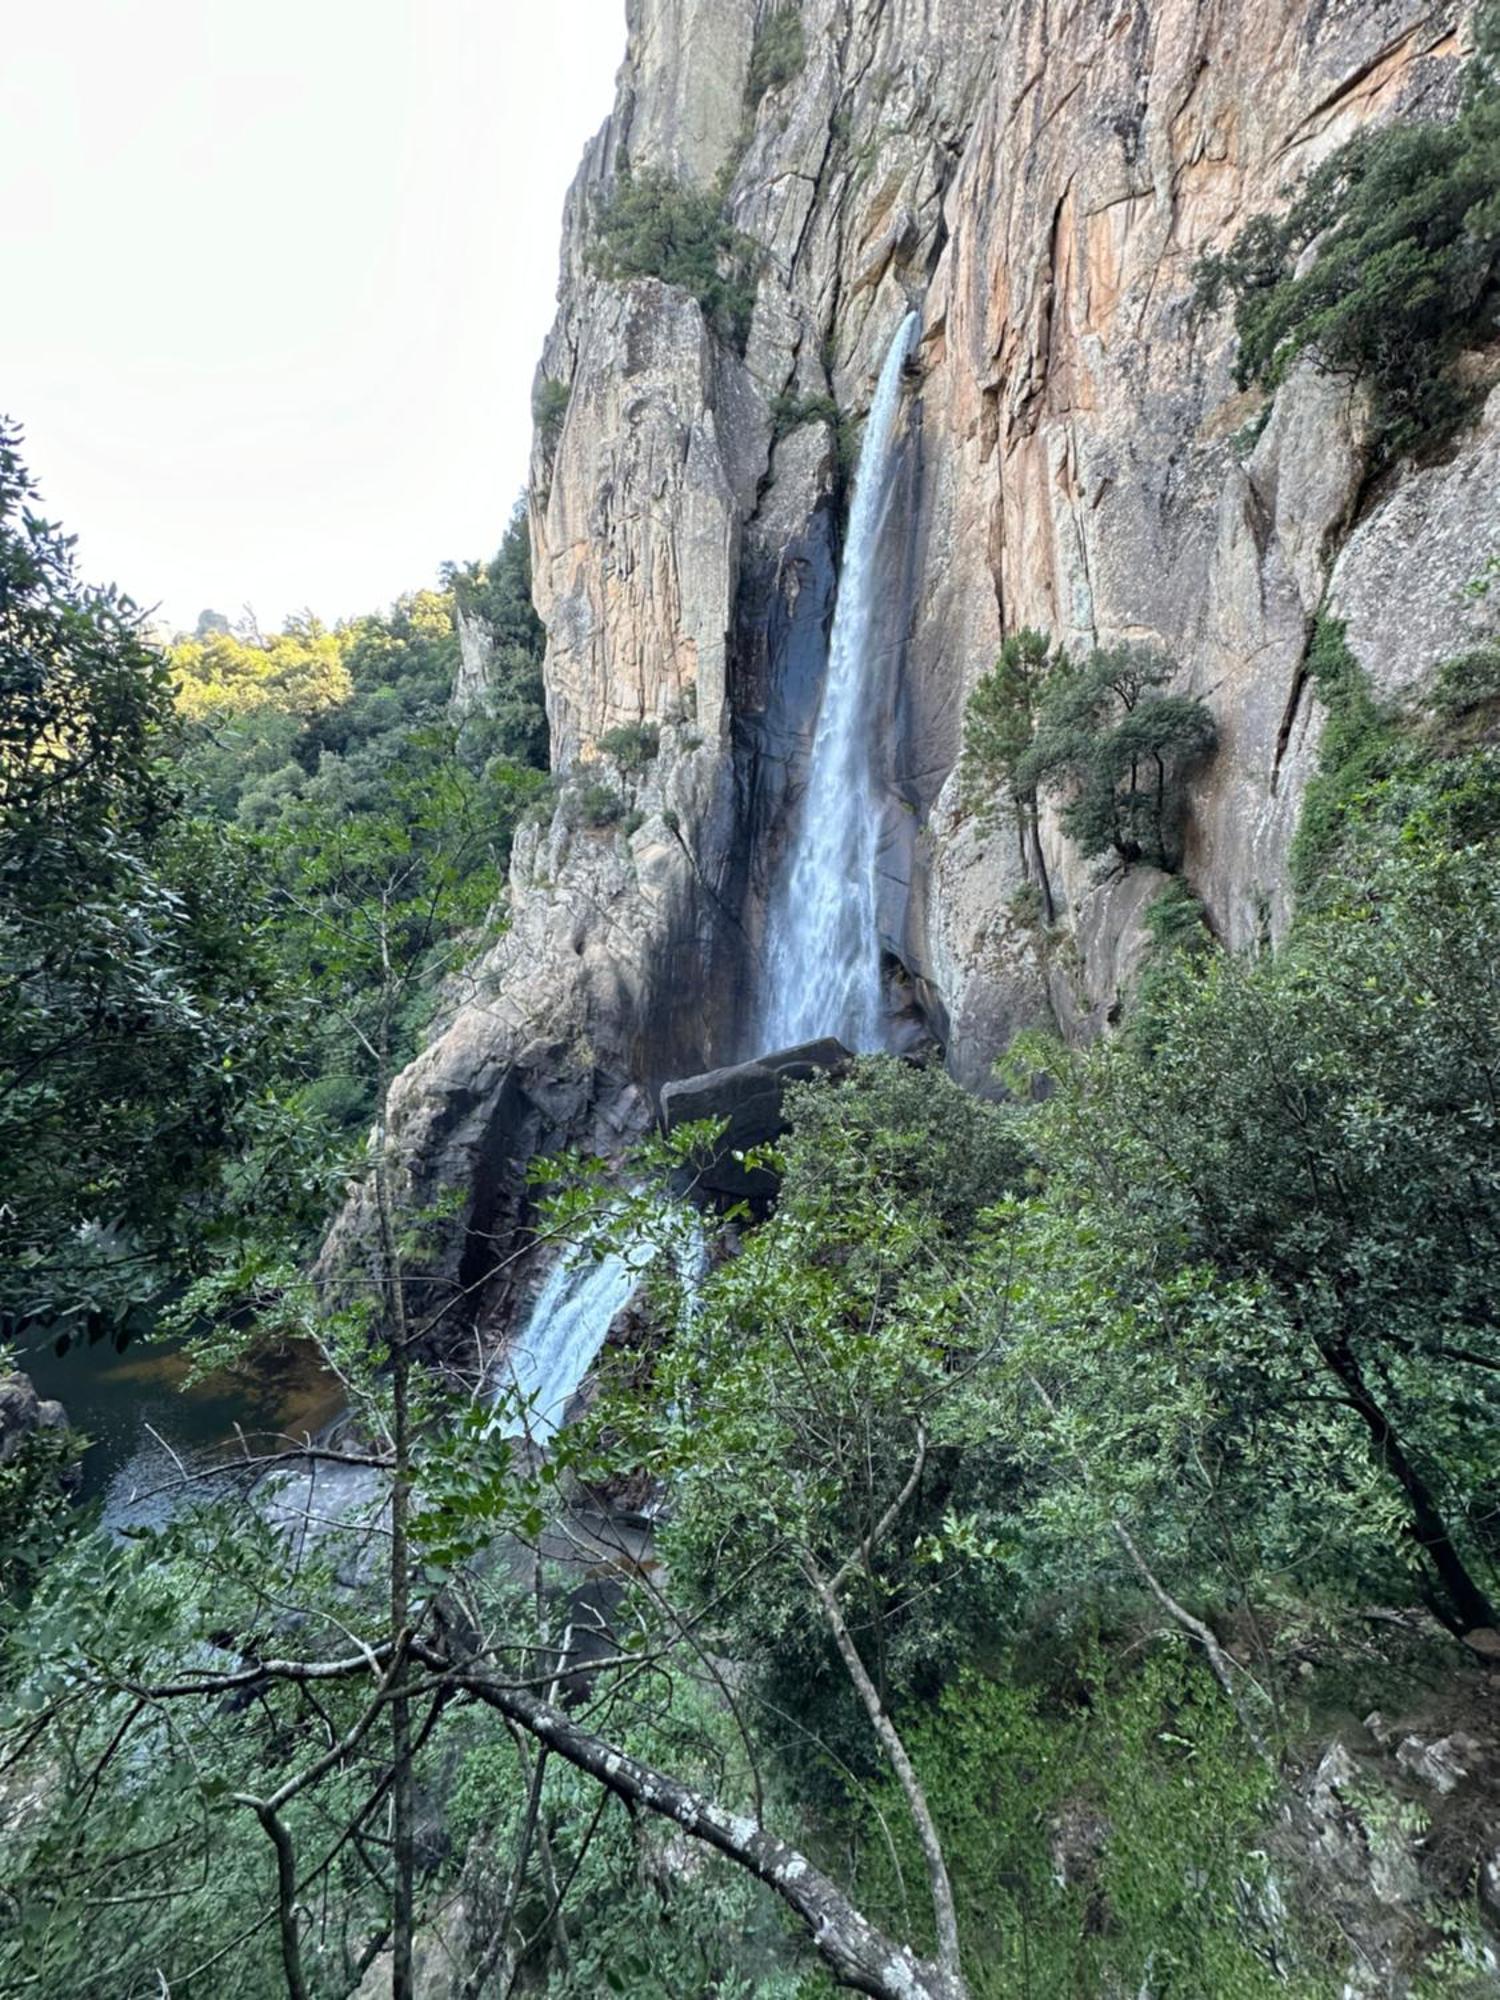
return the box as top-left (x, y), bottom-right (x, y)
top-left (4, 4), bottom-right (1500, 1998)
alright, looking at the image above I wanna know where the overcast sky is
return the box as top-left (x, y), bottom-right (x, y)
top-left (1, 0), bottom-right (624, 632)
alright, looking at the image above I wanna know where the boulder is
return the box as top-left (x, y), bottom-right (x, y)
top-left (0, 1371), bottom-right (70, 1466)
top-left (659, 1038), bottom-right (852, 1196)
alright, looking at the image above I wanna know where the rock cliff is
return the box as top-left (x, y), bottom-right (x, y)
top-left (364, 0), bottom-right (1497, 1303)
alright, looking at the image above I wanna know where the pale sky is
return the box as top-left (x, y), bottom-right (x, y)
top-left (0, 0), bottom-right (624, 632)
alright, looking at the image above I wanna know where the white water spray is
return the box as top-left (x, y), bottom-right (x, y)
top-left (760, 310), bottom-right (918, 1052)
top-left (491, 1212), bottom-right (704, 1444)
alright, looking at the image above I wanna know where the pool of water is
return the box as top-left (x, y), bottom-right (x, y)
top-left (10, 1329), bottom-right (345, 1530)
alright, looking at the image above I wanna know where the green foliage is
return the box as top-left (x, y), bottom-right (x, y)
top-left (768, 388), bottom-right (860, 493)
top-left (0, 1414), bottom-right (80, 1610)
top-left (598, 719), bottom-right (661, 770)
top-left (445, 500), bottom-right (550, 770)
top-left (976, 637), bottom-right (1217, 872)
top-left (169, 613), bottom-right (351, 721)
top-left (1013, 836), bottom-right (1500, 1633)
top-left (174, 504), bottom-right (551, 1147)
top-left (769, 389), bottom-right (839, 439)
top-left (780, 1055), bottom-right (1028, 1241)
top-left (589, 165), bottom-right (759, 351)
top-left (959, 626), bottom-right (1060, 830)
top-left (595, 1060), bottom-right (1028, 1794)
top-left (747, 6), bottom-right (806, 111)
top-left (562, 774), bottom-right (627, 830)
top-left (0, 421), bottom-right (287, 1341)
top-left (852, 1648), bottom-right (1306, 1999)
top-left (447, 1685), bottom-right (817, 2000)
top-left (1195, 47), bottom-right (1500, 459)
top-left (532, 373), bottom-right (571, 460)
top-left (1127, 876), bottom-right (1216, 1043)
top-left (1289, 617), bottom-right (1406, 902)
top-left (1429, 636), bottom-right (1500, 730)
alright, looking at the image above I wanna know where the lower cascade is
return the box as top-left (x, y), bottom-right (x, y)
top-left (759, 309), bottom-right (918, 1054)
top-left (490, 1241), bottom-right (644, 1444)
top-left (490, 1213), bottom-right (705, 1443)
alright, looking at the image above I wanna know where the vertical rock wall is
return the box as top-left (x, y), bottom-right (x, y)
top-left (356, 0), bottom-right (1498, 1305)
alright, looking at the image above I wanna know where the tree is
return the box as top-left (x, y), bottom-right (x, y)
top-left (1195, 22), bottom-right (1500, 460)
top-left (960, 627), bottom-right (1063, 917)
top-left (0, 419), bottom-right (284, 1343)
top-left (1011, 838), bottom-right (1500, 1641)
top-left (1014, 641), bottom-right (1216, 871)
top-left (170, 616), bottom-right (353, 723)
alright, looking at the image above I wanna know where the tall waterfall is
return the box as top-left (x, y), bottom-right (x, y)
top-left (760, 310), bottom-right (918, 1053)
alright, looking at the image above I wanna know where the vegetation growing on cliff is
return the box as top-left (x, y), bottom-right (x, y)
top-left (1195, 15), bottom-right (1500, 459)
top-left (746, 5), bottom-right (807, 112)
top-left (962, 634), bottom-right (1217, 876)
top-left (589, 163), bottom-right (759, 351)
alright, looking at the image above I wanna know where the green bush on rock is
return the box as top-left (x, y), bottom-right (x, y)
top-left (1195, 22), bottom-right (1500, 461)
top-left (589, 164), bottom-right (759, 351)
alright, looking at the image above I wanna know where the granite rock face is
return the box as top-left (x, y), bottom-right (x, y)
top-left (347, 0), bottom-right (1497, 1308)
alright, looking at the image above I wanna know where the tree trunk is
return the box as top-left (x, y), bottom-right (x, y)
top-left (805, 1561), bottom-right (966, 1994)
top-left (440, 1662), bottom-right (964, 2000)
top-left (1317, 1332), bottom-right (1496, 1635)
top-left (1025, 799), bottom-right (1055, 925)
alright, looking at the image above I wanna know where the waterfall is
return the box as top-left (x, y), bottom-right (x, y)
top-left (760, 309), bottom-right (919, 1053)
top-left (491, 1245), bottom-right (643, 1443)
top-left (491, 1211), bottom-right (705, 1443)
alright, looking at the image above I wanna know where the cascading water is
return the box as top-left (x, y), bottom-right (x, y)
top-left (490, 1244), bottom-right (644, 1443)
top-left (490, 1210), bottom-right (705, 1444)
top-left (759, 310), bottom-right (919, 1053)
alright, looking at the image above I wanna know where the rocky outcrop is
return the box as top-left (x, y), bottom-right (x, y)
top-left (0, 1372), bottom-right (70, 1466)
top-left (0, 1372), bottom-right (78, 1503)
top-left (660, 1037), bottom-right (852, 1195)
top-left (351, 0), bottom-right (1497, 1318)
top-left (449, 602), bottom-right (495, 721)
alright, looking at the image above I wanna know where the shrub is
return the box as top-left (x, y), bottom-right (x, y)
top-left (1429, 637), bottom-right (1500, 726)
top-left (598, 720), bottom-right (661, 770)
top-left (747, 6), bottom-right (806, 112)
top-left (589, 165), bottom-right (759, 352)
top-left (769, 387), bottom-right (839, 438)
top-left (768, 386), bottom-right (860, 488)
top-left (532, 376), bottom-right (570, 459)
top-left (563, 777), bottom-right (626, 830)
top-left (782, 1055), bottom-right (1029, 1242)
top-left (1288, 617), bottom-right (1404, 902)
top-left (1195, 36), bottom-right (1500, 460)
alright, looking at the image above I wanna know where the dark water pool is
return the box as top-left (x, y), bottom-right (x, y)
top-left (11, 1330), bottom-right (344, 1529)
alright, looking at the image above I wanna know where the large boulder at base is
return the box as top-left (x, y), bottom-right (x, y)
top-left (0, 1371), bottom-right (69, 1465)
top-left (659, 1039), bottom-right (853, 1196)
top-left (0, 1370), bottom-right (80, 1498)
